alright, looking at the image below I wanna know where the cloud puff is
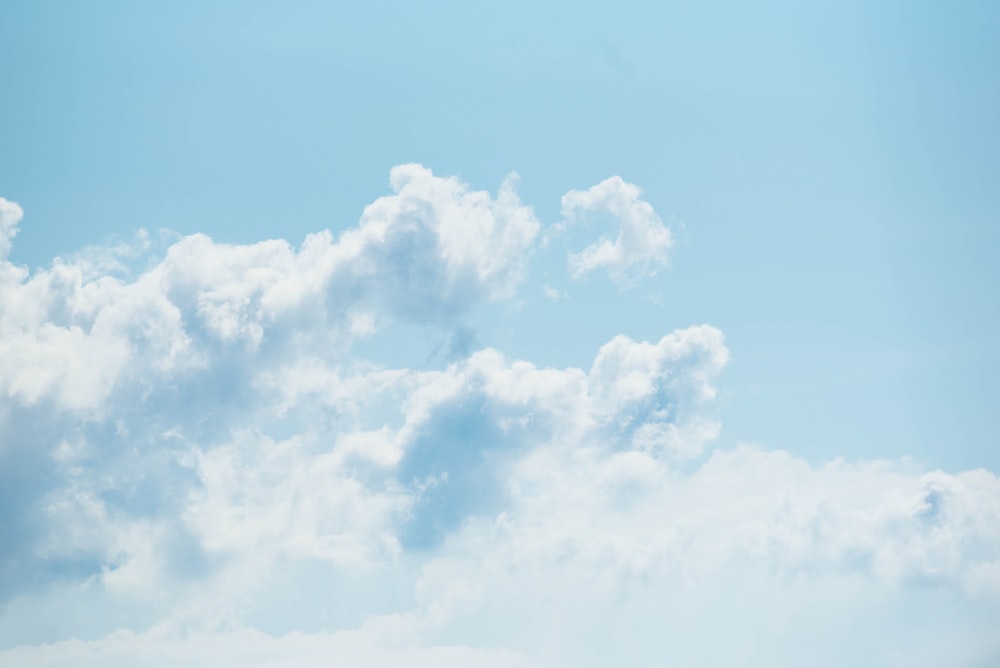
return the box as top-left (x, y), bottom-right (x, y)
top-left (0, 197), bottom-right (22, 259)
top-left (0, 171), bottom-right (998, 668)
top-left (560, 176), bottom-right (673, 281)
top-left (359, 165), bottom-right (540, 321)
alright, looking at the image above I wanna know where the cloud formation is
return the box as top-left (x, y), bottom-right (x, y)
top-left (560, 176), bottom-right (673, 281)
top-left (0, 168), bottom-right (998, 667)
top-left (0, 198), bottom-right (21, 259)
top-left (0, 165), bottom-right (538, 415)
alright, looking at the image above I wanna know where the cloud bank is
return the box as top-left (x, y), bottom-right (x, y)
top-left (0, 171), bottom-right (997, 668)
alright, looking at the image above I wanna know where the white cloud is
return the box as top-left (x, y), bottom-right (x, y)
top-left (560, 176), bottom-right (673, 281)
top-left (542, 285), bottom-right (566, 301)
top-left (0, 197), bottom-right (22, 259)
top-left (0, 165), bottom-right (539, 416)
top-left (337, 164), bottom-right (541, 323)
top-left (0, 172), bottom-right (998, 668)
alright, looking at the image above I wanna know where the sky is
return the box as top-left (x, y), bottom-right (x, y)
top-left (0, 1), bottom-right (998, 666)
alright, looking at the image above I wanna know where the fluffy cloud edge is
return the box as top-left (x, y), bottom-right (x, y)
top-left (560, 176), bottom-right (673, 282)
top-left (1, 169), bottom-right (999, 668)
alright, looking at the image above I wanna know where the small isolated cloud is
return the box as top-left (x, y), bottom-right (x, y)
top-left (0, 197), bottom-right (23, 260)
top-left (542, 285), bottom-right (566, 301)
top-left (561, 176), bottom-right (673, 282)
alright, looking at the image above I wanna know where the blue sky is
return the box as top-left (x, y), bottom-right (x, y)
top-left (1, 2), bottom-right (999, 666)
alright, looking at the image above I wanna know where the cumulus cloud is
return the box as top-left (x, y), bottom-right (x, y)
top-left (0, 165), bottom-right (538, 416)
top-left (359, 166), bottom-right (540, 320)
top-left (0, 197), bottom-right (22, 259)
top-left (0, 171), bottom-right (998, 668)
top-left (560, 176), bottom-right (673, 281)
